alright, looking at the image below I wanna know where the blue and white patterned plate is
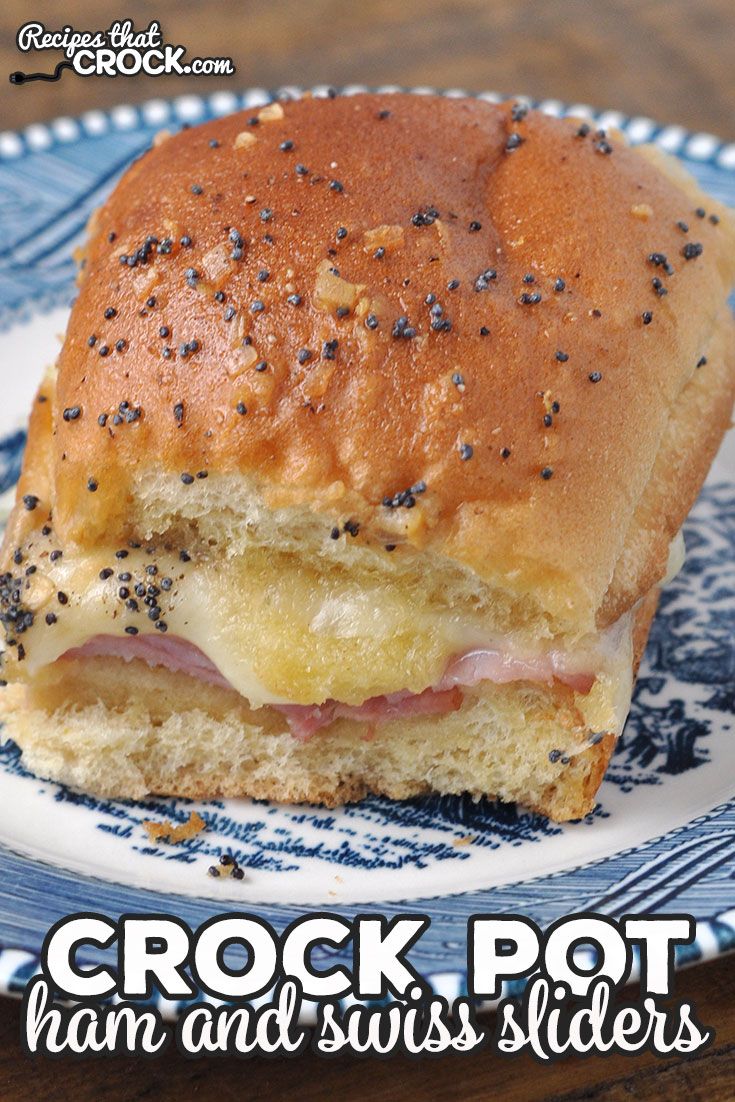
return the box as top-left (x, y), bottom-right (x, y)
top-left (0, 88), bottom-right (733, 1008)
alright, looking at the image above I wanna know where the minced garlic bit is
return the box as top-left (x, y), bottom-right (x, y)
top-left (257, 102), bottom-right (284, 122)
top-left (313, 258), bottom-right (365, 312)
top-left (234, 130), bottom-right (257, 150)
top-left (362, 224), bottom-right (405, 254)
top-left (227, 343), bottom-right (260, 376)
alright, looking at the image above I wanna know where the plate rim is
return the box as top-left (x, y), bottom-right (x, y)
top-left (1, 84), bottom-right (735, 167)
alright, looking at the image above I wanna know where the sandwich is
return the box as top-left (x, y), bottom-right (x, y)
top-left (1, 93), bottom-right (733, 821)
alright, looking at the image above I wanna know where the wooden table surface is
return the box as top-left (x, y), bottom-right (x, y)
top-left (0, 954), bottom-right (734, 1102)
top-left (0, 1), bottom-right (733, 1099)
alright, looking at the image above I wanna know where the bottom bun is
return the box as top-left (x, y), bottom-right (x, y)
top-left (0, 590), bottom-right (659, 822)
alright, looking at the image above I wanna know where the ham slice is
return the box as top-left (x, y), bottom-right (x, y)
top-left (276, 650), bottom-right (593, 740)
top-left (65, 634), bottom-right (232, 691)
top-left (64, 633), bottom-right (594, 740)
top-left (436, 648), bottom-right (595, 696)
top-left (276, 687), bottom-right (463, 741)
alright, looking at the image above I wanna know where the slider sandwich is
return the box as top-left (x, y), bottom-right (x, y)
top-left (1, 94), bottom-right (733, 820)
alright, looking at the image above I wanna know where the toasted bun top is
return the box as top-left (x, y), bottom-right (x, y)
top-left (19, 94), bottom-right (735, 628)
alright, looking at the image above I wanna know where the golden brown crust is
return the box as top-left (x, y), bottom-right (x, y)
top-left (27, 92), bottom-right (733, 628)
top-left (599, 309), bottom-right (735, 625)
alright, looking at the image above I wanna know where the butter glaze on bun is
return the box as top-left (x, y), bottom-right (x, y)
top-left (1, 93), bottom-right (733, 820)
